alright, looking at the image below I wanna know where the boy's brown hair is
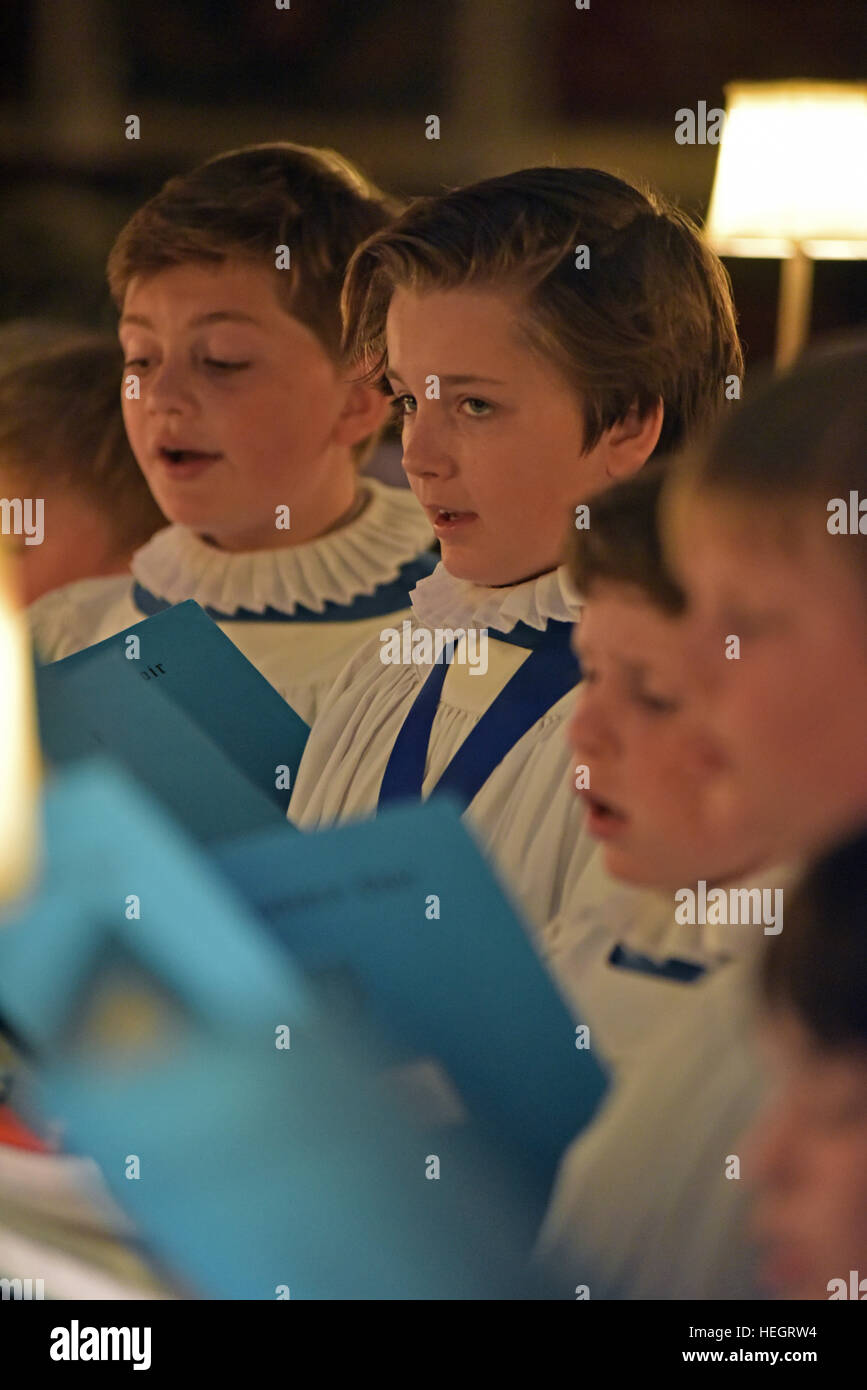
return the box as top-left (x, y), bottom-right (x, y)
top-left (0, 329), bottom-right (165, 554)
top-left (762, 828), bottom-right (867, 1050)
top-left (107, 143), bottom-right (399, 364)
top-left (341, 167), bottom-right (743, 460)
top-left (566, 463), bottom-right (686, 614)
top-left (670, 339), bottom-right (867, 543)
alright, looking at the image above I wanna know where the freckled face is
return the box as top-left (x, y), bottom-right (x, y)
top-left (384, 287), bottom-right (613, 586)
top-left (119, 262), bottom-right (356, 550)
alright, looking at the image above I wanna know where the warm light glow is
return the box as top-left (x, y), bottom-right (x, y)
top-left (0, 544), bottom-right (41, 907)
top-left (707, 82), bottom-right (867, 258)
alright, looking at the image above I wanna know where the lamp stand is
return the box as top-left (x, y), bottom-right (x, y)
top-left (775, 246), bottom-right (814, 372)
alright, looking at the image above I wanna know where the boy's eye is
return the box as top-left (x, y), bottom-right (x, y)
top-left (123, 357), bottom-right (149, 369)
top-left (203, 358), bottom-right (251, 372)
top-left (721, 612), bottom-right (756, 638)
top-left (460, 397), bottom-right (492, 417)
top-left (720, 607), bottom-right (783, 641)
top-left (389, 393), bottom-right (417, 416)
top-left (636, 689), bottom-right (680, 715)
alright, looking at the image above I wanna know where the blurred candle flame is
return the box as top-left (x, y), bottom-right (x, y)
top-left (0, 541), bottom-right (41, 909)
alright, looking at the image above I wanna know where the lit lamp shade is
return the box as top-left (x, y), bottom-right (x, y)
top-left (0, 544), bottom-right (41, 907)
top-left (706, 81), bottom-right (867, 259)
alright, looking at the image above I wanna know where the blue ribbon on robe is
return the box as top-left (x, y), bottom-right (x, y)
top-left (131, 552), bottom-right (438, 625)
top-left (607, 943), bottom-right (707, 984)
top-left (377, 618), bottom-right (580, 813)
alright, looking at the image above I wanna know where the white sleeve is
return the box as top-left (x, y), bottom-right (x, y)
top-left (535, 959), bottom-right (769, 1300)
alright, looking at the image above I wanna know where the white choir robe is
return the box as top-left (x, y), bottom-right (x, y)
top-left (535, 861), bottom-right (798, 1299)
top-left (535, 957), bottom-right (766, 1300)
top-left (538, 854), bottom-right (796, 1070)
top-left (289, 563), bottom-right (599, 936)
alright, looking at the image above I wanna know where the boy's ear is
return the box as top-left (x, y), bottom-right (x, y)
top-left (603, 398), bottom-right (664, 481)
top-left (332, 379), bottom-right (391, 449)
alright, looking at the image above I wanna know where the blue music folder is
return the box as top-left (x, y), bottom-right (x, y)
top-left (216, 799), bottom-right (609, 1194)
top-left (34, 600), bottom-right (308, 844)
top-left (0, 762), bottom-right (549, 1299)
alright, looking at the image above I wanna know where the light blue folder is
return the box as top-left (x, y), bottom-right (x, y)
top-left (216, 800), bottom-right (609, 1193)
top-left (0, 762), bottom-right (548, 1299)
top-left (34, 600), bottom-right (308, 844)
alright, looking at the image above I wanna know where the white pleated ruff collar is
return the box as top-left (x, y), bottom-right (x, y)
top-left (409, 561), bottom-right (584, 633)
top-left (131, 479), bottom-right (434, 616)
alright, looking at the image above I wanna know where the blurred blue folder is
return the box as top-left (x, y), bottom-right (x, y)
top-left (216, 800), bottom-right (608, 1192)
top-left (34, 600), bottom-right (308, 843)
top-left (0, 763), bottom-right (547, 1298)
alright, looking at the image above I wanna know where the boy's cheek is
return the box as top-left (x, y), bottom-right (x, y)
top-left (700, 661), bottom-right (771, 744)
top-left (680, 617), bottom-right (730, 699)
top-left (677, 714), bottom-right (731, 776)
top-left (121, 401), bottom-right (148, 455)
top-left (701, 767), bottom-right (751, 845)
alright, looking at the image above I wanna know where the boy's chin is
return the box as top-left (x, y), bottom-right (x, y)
top-left (165, 509), bottom-right (269, 551)
top-left (149, 496), bottom-right (209, 530)
top-left (151, 497), bottom-right (253, 546)
top-left (170, 511), bottom-right (225, 539)
top-left (600, 844), bottom-right (661, 890)
top-left (441, 547), bottom-right (555, 588)
top-left (601, 842), bottom-right (697, 894)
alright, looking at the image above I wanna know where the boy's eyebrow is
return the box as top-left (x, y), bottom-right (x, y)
top-left (119, 311), bottom-right (263, 329)
top-left (439, 373), bottom-right (507, 386)
top-left (385, 365), bottom-right (506, 387)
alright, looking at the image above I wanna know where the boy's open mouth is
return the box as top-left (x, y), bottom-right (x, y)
top-left (579, 789), bottom-right (629, 837)
top-left (432, 508), bottom-right (478, 531)
top-left (159, 448), bottom-right (221, 465)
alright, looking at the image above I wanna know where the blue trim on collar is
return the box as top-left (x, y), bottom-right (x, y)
top-left (485, 618), bottom-right (576, 650)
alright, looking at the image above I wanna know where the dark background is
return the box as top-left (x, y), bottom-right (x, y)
top-left (1, 0), bottom-right (865, 371)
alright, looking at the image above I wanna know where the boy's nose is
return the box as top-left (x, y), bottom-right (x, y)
top-left (568, 685), bottom-right (617, 760)
top-left (401, 414), bottom-right (456, 481)
top-left (144, 361), bottom-right (196, 415)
